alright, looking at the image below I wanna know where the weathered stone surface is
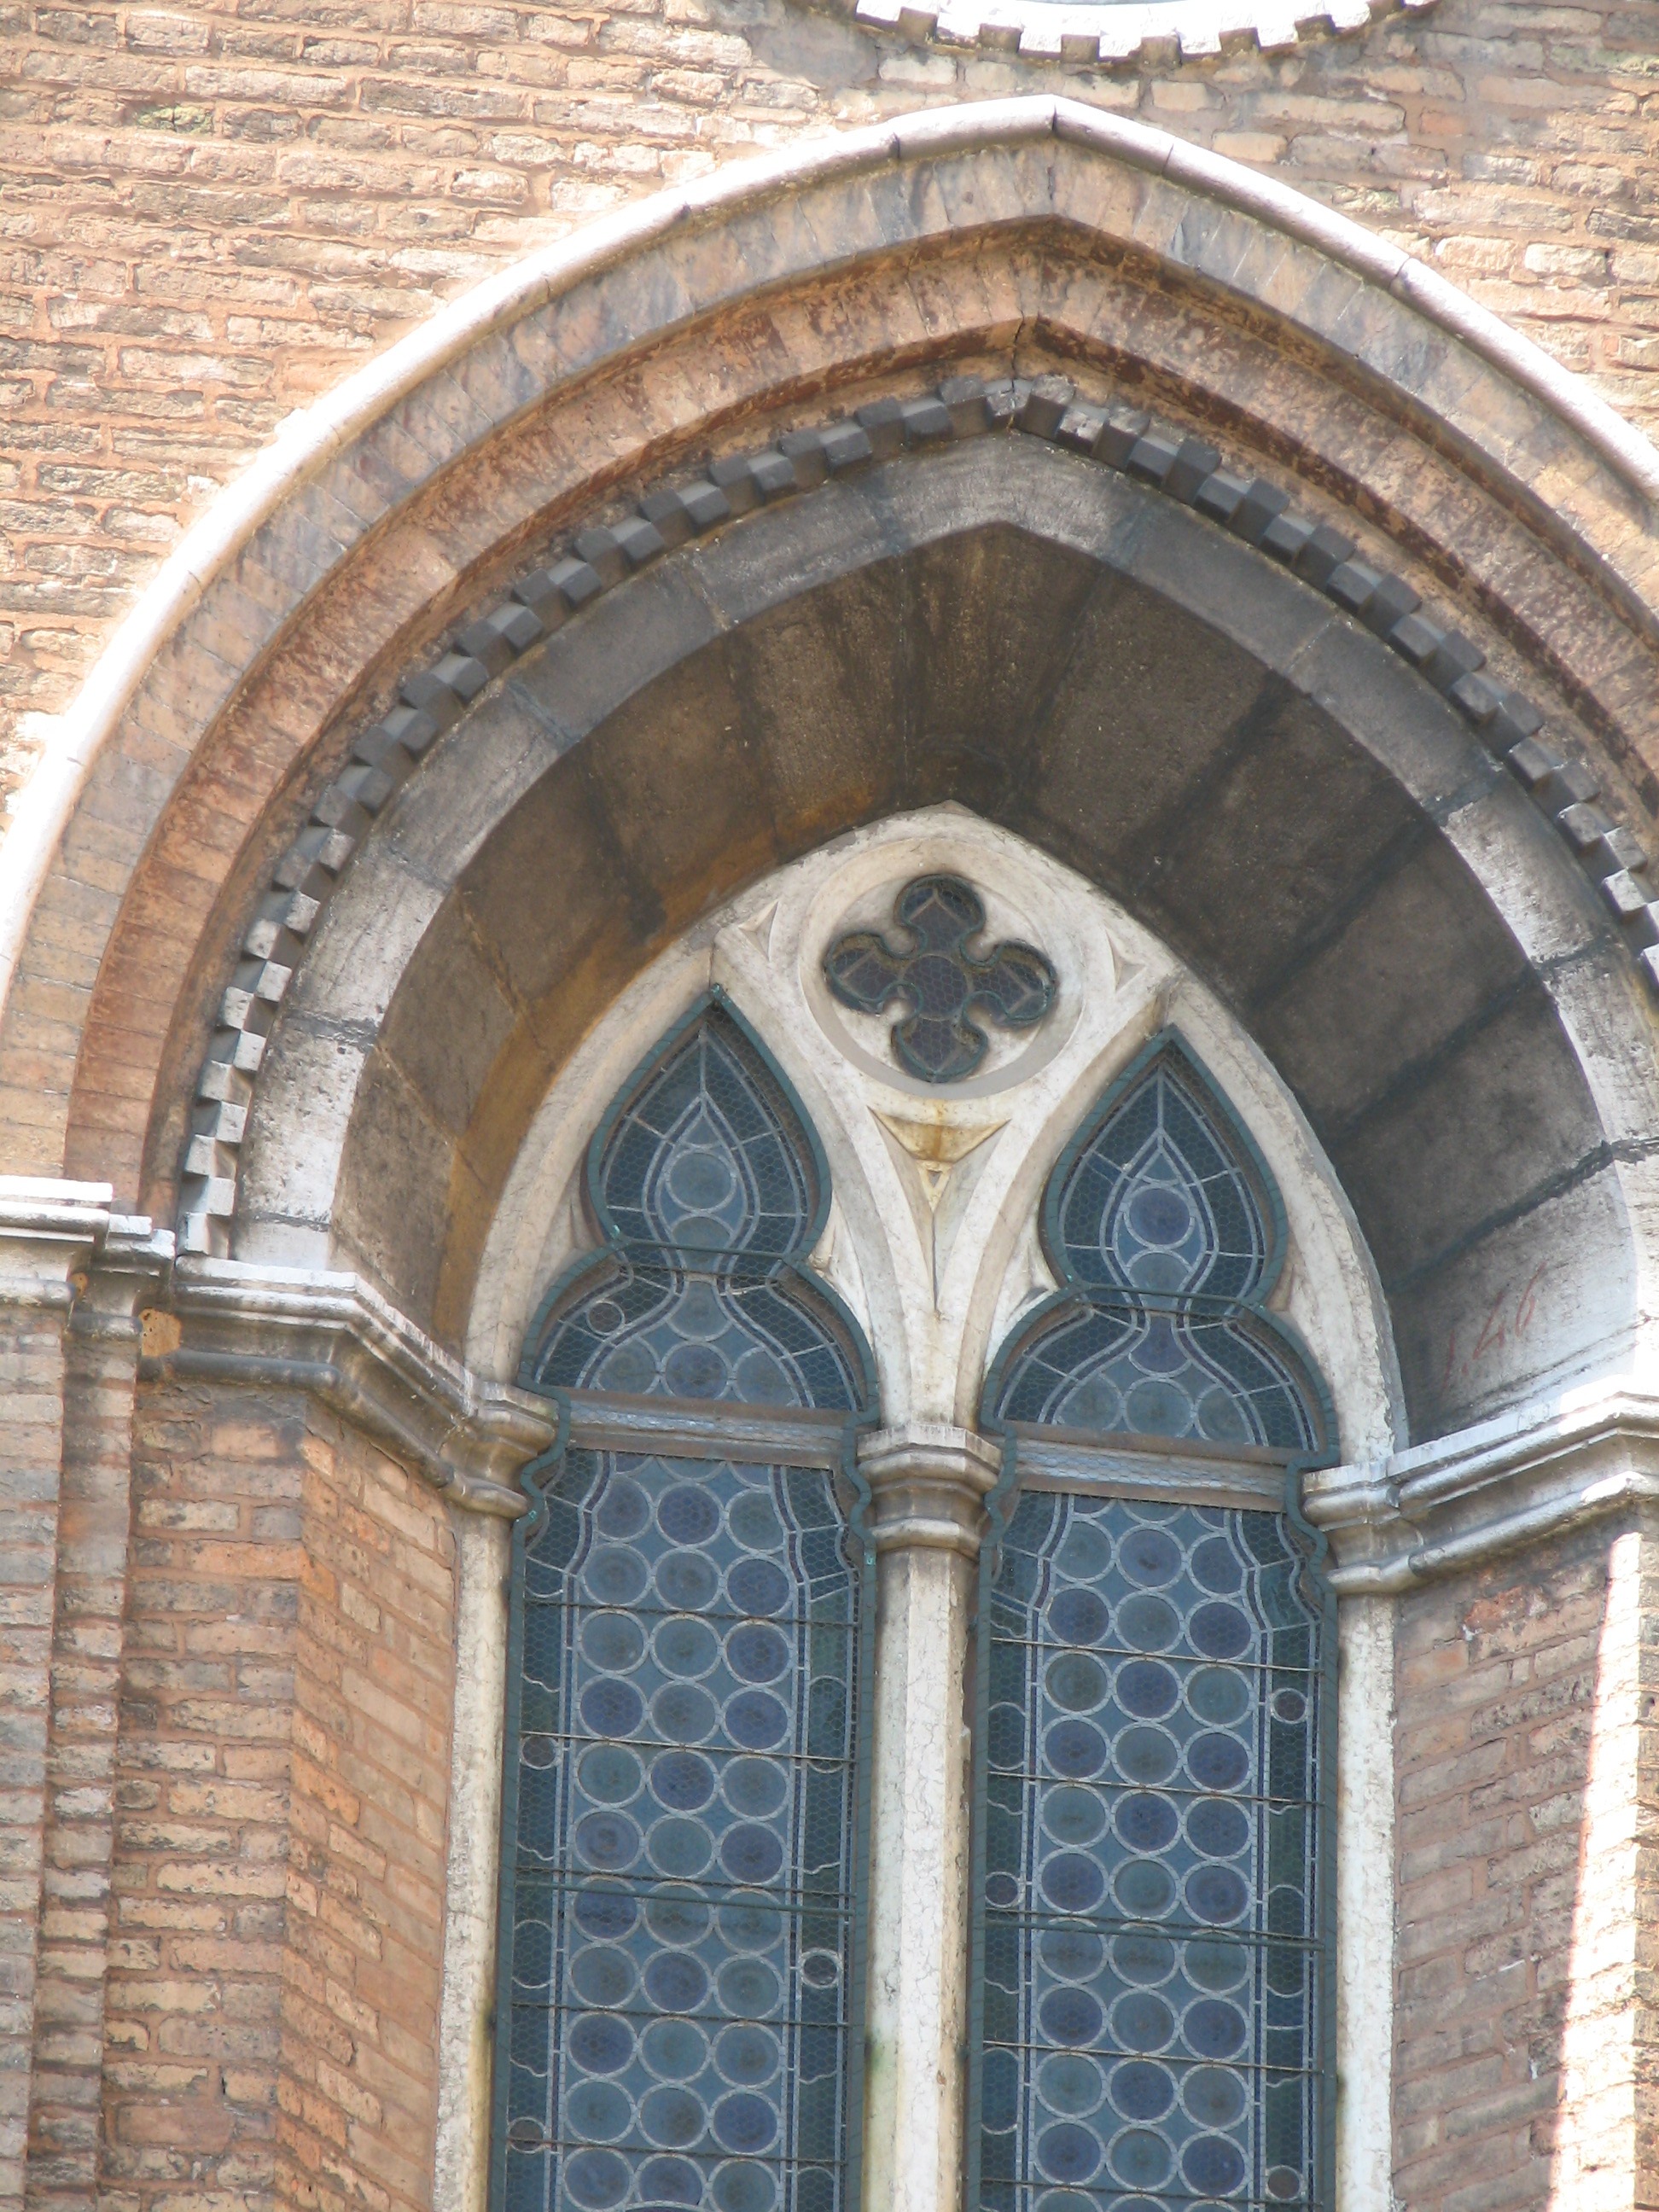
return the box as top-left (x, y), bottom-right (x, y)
top-left (267, 461), bottom-right (1621, 1445)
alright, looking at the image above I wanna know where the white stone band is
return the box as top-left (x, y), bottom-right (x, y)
top-left (1307, 1380), bottom-right (1659, 1589)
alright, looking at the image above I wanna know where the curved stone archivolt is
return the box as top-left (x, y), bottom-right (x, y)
top-left (8, 96), bottom-right (1659, 1447)
top-left (233, 424), bottom-right (1646, 1440)
top-left (198, 375), bottom-right (1657, 1393)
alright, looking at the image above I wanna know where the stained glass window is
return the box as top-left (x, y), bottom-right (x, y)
top-left (496, 998), bottom-right (875, 2212)
top-left (970, 1036), bottom-right (1334, 2212)
top-left (823, 874), bottom-right (1057, 1085)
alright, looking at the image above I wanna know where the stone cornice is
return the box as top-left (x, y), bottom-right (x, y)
top-left (142, 1257), bottom-right (557, 1516)
top-left (1304, 1382), bottom-right (1659, 1590)
top-left (0, 1173), bottom-right (172, 1307)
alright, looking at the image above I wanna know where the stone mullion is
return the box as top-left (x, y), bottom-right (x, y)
top-left (856, 1423), bottom-right (999, 2212)
top-left (25, 1284), bottom-right (146, 2212)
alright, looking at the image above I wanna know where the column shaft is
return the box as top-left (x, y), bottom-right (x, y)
top-left (858, 1424), bottom-right (998, 2212)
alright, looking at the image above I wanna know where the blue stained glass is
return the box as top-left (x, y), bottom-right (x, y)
top-left (989, 1039), bottom-right (1324, 1455)
top-left (1051, 1054), bottom-right (1269, 1302)
top-left (502, 999), bottom-right (872, 2212)
top-left (591, 1005), bottom-right (823, 1260)
top-left (526, 1002), bottom-right (866, 1415)
top-left (994, 1307), bottom-right (1316, 1457)
top-left (502, 1449), bottom-right (862, 2212)
top-left (976, 1496), bottom-right (1324, 2212)
top-left (528, 1264), bottom-right (863, 1416)
top-left (974, 1034), bottom-right (1331, 2212)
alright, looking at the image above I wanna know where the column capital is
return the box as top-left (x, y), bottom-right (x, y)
top-left (856, 1421), bottom-right (1002, 1558)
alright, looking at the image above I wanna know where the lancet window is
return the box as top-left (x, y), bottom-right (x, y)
top-left (493, 999), bottom-right (876, 2212)
top-left (969, 1037), bottom-right (1335, 2212)
top-left (492, 976), bottom-right (1337, 2212)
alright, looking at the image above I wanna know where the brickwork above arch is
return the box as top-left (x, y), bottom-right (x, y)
top-left (2, 103), bottom-right (1656, 1227)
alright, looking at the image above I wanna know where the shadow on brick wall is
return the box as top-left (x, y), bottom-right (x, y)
top-left (1392, 1513), bottom-right (1656, 2211)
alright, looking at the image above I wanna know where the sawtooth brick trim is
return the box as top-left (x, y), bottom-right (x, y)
top-left (174, 375), bottom-right (1659, 1260)
top-left (11, 88), bottom-right (1659, 1158)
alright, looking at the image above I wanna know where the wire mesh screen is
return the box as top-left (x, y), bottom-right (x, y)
top-left (502, 999), bottom-right (873, 2212)
top-left (500, 1447), bottom-right (864, 2212)
top-left (1048, 1056), bottom-right (1269, 1304)
top-left (988, 1039), bottom-right (1324, 1461)
top-left (527, 1263), bottom-right (864, 1414)
top-left (975, 1037), bottom-right (1333, 2212)
top-left (975, 1492), bottom-right (1325, 2212)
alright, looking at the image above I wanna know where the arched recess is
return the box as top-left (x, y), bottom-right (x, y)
top-left (236, 432), bottom-right (1656, 1441)
top-left (9, 96), bottom-right (1659, 1448)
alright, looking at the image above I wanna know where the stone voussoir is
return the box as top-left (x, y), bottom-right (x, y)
top-left (175, 369), bottom-right (1654, 1260)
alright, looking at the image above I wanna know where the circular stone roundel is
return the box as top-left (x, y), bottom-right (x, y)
top-left (842, 0), bottom-right (1435, 69)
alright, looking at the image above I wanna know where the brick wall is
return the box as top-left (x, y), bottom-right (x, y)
top-left (280, 1418), bottom-right (456, 2212)
top-left (26, 1291), bottom-right (143, 2212)
top-left (0, 1292), bottom-right (71, 2212)
top-left (3, 0), bottom-right (1659, 815)
top-left (109, 1382), bottom-right (456, 2212)
top-left (1391, 1515), bottom-right (1659, 2212)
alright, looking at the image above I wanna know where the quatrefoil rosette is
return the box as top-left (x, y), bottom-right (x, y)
top-left (824, 874), bottom-right (1059, 1086)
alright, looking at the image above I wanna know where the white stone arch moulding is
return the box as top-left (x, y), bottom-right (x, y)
top-left (431, 810), bottom-right (1402, 2212)
top-left (9, 86), bottom-right (1659, 1051)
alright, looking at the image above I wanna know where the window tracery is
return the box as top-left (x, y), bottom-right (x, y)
top-left (494, 998), bottom-right (874, 2212)
top-left (824, 873), bottom-right (1057, 1086)
top-left (492, 940), bottom-right (1339, 2212)
top-left (969, 1037), bottom-right (1333, 2212)
top-left (987, 1043), bottom-right (1321, 1457)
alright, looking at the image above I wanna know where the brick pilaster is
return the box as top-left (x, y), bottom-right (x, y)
top-left (108, 1380), bottom-right (457, 2212)
top-left (1548, 1516), bottom-right (1659, 2211)
top-left (1391, 1512), bottom-right (1659, 2212)
top-left (0, 1293), bottom-right (72, 2212)
top-left (0, 1190), bottom-right (109, 2212)
top-left (276, 1411), bottom-right (456, 2212)
top-left (25, 1265), bottom-right (154, 2212)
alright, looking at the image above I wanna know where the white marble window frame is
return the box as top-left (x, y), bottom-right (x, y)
top-left (436, 808), bottom-right (1402, 2212)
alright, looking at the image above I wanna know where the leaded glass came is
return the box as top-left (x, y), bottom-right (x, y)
top-left (497, 998), bottom-right (873, 2212)
top-left (971, 1034), bottom-right (1333, 2212)
top-left (993, 1307), bottom-right (1315, 1458)
top-left (1047, 1051), bottom-right (1269, 1302)
top-left (989, 1040), bottom-right (1321, 1459)
top-left (591, 1009), bottom-right (822, 1260)
top-left (526, 1000), bottom-right (866, 1417)
top-left (500, 1448), bottom-right (862, 2212)
top-left (976, 1493), bottom-right (1324, 2211)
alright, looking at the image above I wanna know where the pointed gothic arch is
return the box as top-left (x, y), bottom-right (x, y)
top-left (494, 997), bottom-right (876, 2212)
